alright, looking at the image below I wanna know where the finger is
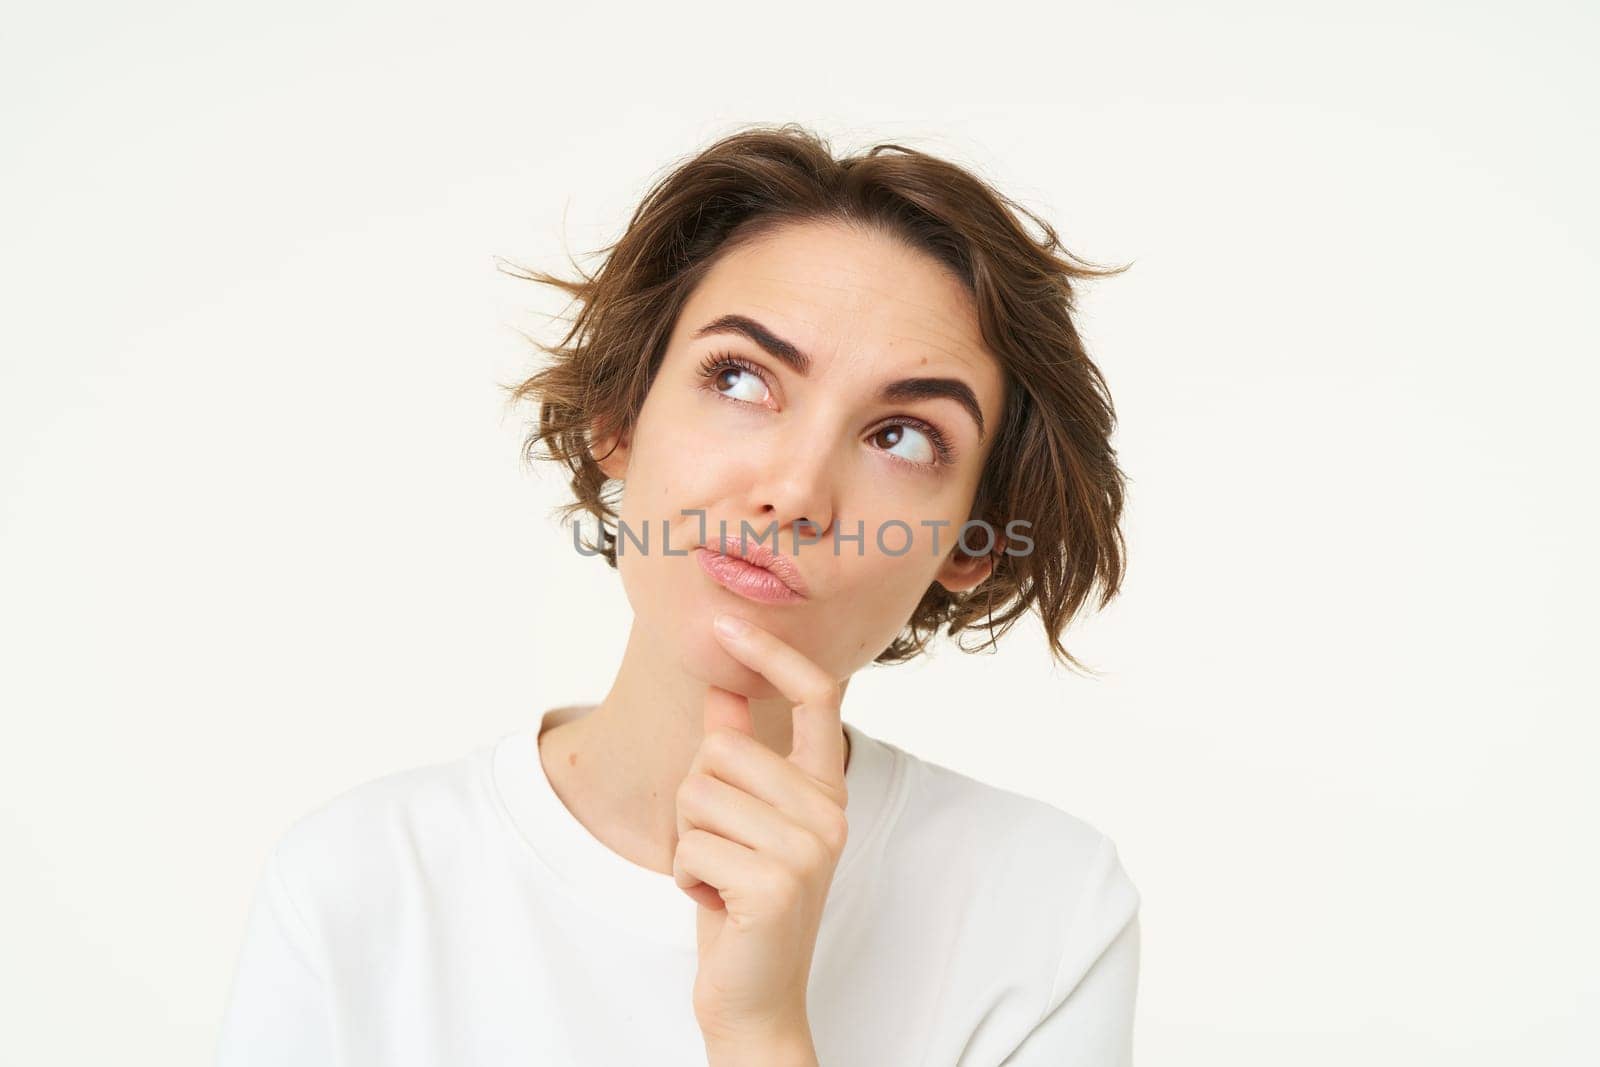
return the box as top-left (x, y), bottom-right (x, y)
top-left (682, 880), bottom-right (725, 912)
top-left (689, 725), bottom-right (846, 839)
top-left (676, 687), bottom-right (756, 895)
top-left (677, 770), bottom-right (816, 857)
top-left (677, 686), bottom-right (752, 849)
top-left (712, 613), bottom-right (846, 788)
top-left (673, 827), bottom-right (763, 903)
top-left (671, 833), bottom-right (726, 908)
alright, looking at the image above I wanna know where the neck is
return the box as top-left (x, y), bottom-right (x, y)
top-left (537, 615), bottom-right (852, 877)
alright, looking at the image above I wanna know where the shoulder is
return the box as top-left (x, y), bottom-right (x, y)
top-left (895, 741), bottom-right (1137, 893)
top-left (876, 737), bottom-right (1141, 967)
top-left (264, 742), bottom-right (494, 931)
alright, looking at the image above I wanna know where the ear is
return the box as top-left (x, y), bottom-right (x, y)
top-left (934, 536), bottom-right (1001, 595)
top-left (589, 421), bottom-right (632, 481)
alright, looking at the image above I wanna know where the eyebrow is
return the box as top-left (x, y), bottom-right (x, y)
top-left (691, 313), bottom-right (987, 439)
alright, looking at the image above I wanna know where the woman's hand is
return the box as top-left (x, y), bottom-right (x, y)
top-left (673, 612), bottom-right (850, 1064)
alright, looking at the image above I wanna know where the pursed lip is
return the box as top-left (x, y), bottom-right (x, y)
top-left (694, 535), bottom-right (811, 601)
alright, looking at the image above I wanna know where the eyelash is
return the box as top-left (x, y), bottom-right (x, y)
top-left (695, 351), bottom-right (957, 468)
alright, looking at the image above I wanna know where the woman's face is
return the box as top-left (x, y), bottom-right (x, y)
top-left (595, 219), bottom-right (1007, 698)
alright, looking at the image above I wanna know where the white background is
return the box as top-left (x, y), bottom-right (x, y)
top-left (3, 2), bottom-right (1595, 1064)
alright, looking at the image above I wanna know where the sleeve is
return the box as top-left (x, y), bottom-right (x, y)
top-left (215, 845), bottom-right (339, 1066)
top-left (1000, 836), bottom-right (1142, 1066)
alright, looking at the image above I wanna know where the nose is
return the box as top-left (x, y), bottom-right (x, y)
top-left (751, 429), bottom-right (837, 545)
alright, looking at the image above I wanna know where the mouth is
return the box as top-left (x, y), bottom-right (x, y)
top-left (692, 536), bottom-right (810, 604)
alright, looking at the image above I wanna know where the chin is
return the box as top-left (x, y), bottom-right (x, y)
top-left (677, 630), bottom-right (785, 700)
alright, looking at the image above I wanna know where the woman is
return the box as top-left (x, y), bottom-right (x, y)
top-left (216, 124), bottom-right (1141, 1066)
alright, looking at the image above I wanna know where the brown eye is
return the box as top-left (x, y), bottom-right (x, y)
top-left (698, 354), bottom-right (771, 405)
top-left (715, 365), bottom-right (768, 403)
top-left (870, 422), bottom-right (937, 466)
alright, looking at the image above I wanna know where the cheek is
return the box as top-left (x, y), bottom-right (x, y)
top-left (614, 516), bottom-right (696, 609)
top-left (837, 495), bottom-right (972, 575)
top-left (618, 428), bottom-right (733, 521)
top-left (820, 545), bottom-right (945, 653)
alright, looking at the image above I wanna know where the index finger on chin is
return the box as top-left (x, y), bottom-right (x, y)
top-left (712, 613), bottom-right (846, 789)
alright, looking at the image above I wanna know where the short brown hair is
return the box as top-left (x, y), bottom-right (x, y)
top-left (502, 123), bottom-right (1130, 674)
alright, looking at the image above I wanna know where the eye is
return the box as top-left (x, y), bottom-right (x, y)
top-left (698, 353), bottom-right (772, 406)
top-left (869, 421), bottom-right (951, 467)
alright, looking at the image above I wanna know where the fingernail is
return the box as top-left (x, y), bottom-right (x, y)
top-left (714, 613), bottom-right (750, 638)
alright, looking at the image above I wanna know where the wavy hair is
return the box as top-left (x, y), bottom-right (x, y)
top-left (501, 123), bottom-right (1131, 674)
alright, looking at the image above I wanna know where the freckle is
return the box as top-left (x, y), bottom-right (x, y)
top-left (568, 753), bottom-right (577, 766)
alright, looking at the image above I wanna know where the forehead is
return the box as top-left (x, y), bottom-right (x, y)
top-left (677, 220), bottom-right (1002, 395)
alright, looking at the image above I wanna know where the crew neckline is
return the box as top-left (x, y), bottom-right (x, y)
top-left (485, 705), bottom-right (907, 951)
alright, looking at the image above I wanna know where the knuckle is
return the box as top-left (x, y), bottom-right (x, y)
top-left (807, 679), bottom-right (842, 708)
top-left (819, 808), bottom-right (849, 853)
top-left (758, 862), bottom-right (801, 907)
top-left (788, 826), bottom-right (831, 872)
top-left (677, 772), bottom-right (717, 810)
top-left (703, 728), bottom-right (743, 763)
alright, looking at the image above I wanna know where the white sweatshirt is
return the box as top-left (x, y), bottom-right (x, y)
top-left (215, 706), bottom-right (1141, 1066)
